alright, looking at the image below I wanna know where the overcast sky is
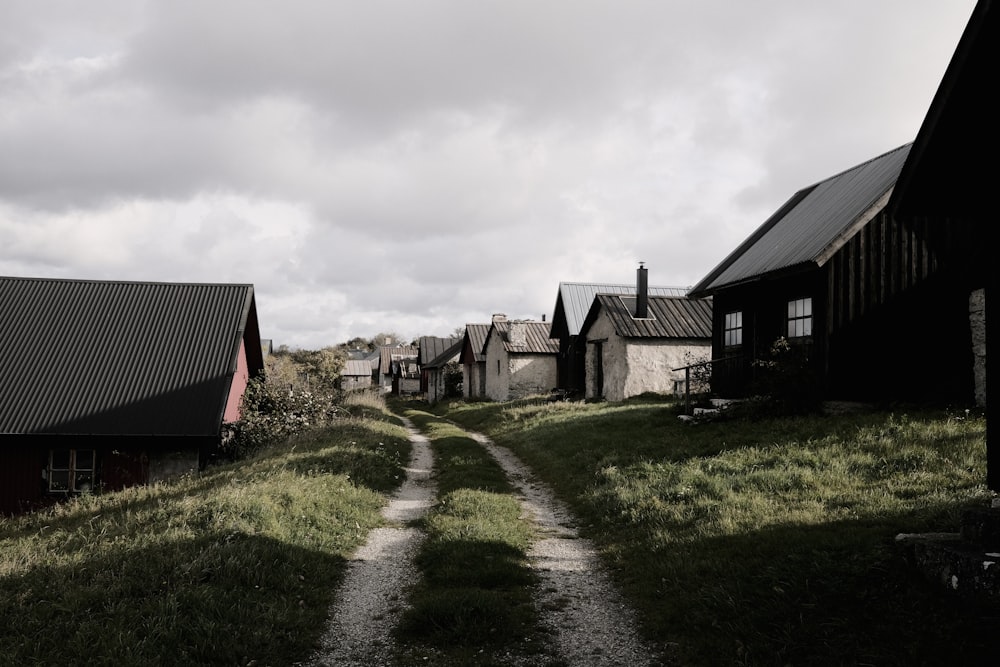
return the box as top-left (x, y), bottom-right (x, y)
top-left (0, 1), bottom-right (977, 348)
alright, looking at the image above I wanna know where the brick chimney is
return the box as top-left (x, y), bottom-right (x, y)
top-left (636, 262), bottom-right (648, 318)
top-left (492, 313), bottom-right (508, 322)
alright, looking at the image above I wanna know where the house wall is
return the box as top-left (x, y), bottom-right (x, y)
top-left (342, 375), bottom-right (373, 391)
top-left (0, 436), bottom-right (210, 516)
top-left (710, 212), bottom-right (977, 404)
top-left (427, 368), bottom-right (446, 404)
top-left (464, 361), bottom-right (486, 398)
top-left (584, 311), bottom-right (620, 400)
top-left (223, 339), bottom-right (251, 423)
top-left (484, 336), bottom-right (556, 401)
top-left (585, 310), bottom-right (710, 401)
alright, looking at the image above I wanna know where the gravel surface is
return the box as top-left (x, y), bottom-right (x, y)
top-left (467, 430), bottom-right (670, 667)
top-left (305, 417), bottom-right (435, 667)
top-left (305, 417), bottom-right (672, 666)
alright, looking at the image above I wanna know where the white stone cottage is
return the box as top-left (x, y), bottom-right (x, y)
top-left (483, 316), bottom-right (559, 401)
top-left (579, 292), bottom-right (713, 401)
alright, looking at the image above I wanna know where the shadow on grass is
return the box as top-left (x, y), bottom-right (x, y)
top-left (392, 408), bottom-right (540, 655)
top-left (440, 399), bottom-right (994, 665)
top-left (621, 506), bottom-right (1000, 666)
top-left (0, 533), bottom-right (345, 666)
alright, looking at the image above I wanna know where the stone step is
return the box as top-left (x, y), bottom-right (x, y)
top-left (896, 532), bottom-right (1000, 604)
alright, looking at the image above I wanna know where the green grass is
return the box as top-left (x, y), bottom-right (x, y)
top-left (436, 398), bottom-right (995, 666)
top-left (0, 410), bottom-right (411, 666)
top-left (394, 408), bottom-right (545, 665)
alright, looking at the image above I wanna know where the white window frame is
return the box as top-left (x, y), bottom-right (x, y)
top-left (787, 298), bottom-right (813, 338)
top-left (48, 449), bottom-right (96, 494)
top-left (724, 311), bottom-right (743, 347)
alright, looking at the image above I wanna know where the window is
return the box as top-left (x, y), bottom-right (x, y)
top-left (787, 298), bottom-right (813, 338)
top-left (48, 449), bottom-right (96, 494)
top-left (724, 311), bottom-right (743, 346)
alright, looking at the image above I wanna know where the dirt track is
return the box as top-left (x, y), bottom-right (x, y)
top-left (306, 416), bottom-right (669, 666)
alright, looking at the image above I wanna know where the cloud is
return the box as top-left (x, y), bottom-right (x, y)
top-left (0, 0), bottom-right (980, 347)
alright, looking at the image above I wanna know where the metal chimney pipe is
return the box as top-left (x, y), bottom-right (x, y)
top-left (636, 262), bottom-right (648, 318)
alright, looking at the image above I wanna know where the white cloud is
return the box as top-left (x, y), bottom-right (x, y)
top-left (0, 0), bottom-right (980, 348)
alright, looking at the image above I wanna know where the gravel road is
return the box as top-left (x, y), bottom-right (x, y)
top-left (305, 417), bottom-right (435, 666)
top-left (306, 416), bottom-right (671, 666)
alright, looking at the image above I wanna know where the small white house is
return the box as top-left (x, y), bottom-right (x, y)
top-left (483, 316), bottom-right (559, 401)
top-left (579, 287), bottom-right (713, 401)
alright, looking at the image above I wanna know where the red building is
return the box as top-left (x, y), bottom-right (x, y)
top-left (0, 277), bottom-right (264, 514)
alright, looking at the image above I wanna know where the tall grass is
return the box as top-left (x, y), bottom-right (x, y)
top-left (0, 410), bottom-right (411, 666)
top-left (440, 398), bottom-right (994, 665)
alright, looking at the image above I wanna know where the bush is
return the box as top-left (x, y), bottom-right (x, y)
top-left (224, 376), bottom-right (339, 459)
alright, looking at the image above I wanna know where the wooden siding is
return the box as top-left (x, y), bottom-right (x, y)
top-left (825, 212), bottom-right (937, 334)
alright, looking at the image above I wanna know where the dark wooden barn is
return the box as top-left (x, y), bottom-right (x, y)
top-left (890, 0), bottom-right (997, 487)
top-left (0, 277), bottom-right (264, 515)
top-left (688, 141), bottom-right (980, 406)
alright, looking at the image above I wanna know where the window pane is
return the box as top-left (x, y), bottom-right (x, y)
top-left (803, 319), bottom-right (812, 336)
top-left (49, 471), bottom-right (70, 492)
top-left (74, 472), bottom-right (94, 493)
top-left (75, 450), bottom-right (95, 472)
top-left (788, 301), bottom-right (796, 318)
top-left (736, 312), bottom-right (742, 327)
top-left (803, 298), bottom-right (812, 317)
top-left (51, 450), bottom-right (70, 469)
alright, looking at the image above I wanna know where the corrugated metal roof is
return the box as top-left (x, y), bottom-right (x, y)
top-left (379, 345), bottom-right (417, 374)
top-left (341, 360), bottom-right (373, 377)
top-left (424, 339), bottom-right (463, 369)
top-left (0, 276), bottom-right (258, 436)
top-left (418, 336), bottom-right (461, 365)
top-left (690, 143), bottom-right (912, 296)
top-left (489, 321), bottom-right (560, 354)
top-left (583, 295), bottom-right (713, 339)
top-left (460, 323), bottom-right (490, 362)
top-left (550, 282), bottom-right (690, 338)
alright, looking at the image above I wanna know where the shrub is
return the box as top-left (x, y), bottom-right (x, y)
top-left (224, 376), bottom-right (339, 459)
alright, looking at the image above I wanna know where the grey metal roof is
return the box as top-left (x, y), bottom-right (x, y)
top-left (341, 360), bottom-right (373, 377)
top-left (460, 323), bottom-right (490, 363)
top-left (488, 321), bottom-right (560, 354)
top-left (689, 143), bottom-right (912, 297)
top-left (0, 276), bottom-right (261, 437)
top-left (424, 339), bottom-right (463, 369)
top-left (379, 345), bottom-right (417, 374)
top-left (550, 282), bottom-right (690, 339)
top-left (582, 295), bottom-right (713, 339)
top-left (418, 336), bottom-right (461, 365)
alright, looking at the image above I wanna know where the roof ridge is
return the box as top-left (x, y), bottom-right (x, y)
top-left (801, 142), bottom-right (913, 190)
top-left (0, 275), bottom-right (254, 288)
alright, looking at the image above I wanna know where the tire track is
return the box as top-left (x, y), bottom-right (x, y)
top-left (467, 430), bottom-right (671, 667)
top-left (305, 417), bottom-right (435, 667)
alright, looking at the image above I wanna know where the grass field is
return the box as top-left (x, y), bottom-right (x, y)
top-left (0, 404), bottom-right (410, 666)
top-left (435, 396), bottom-right (995, 666)
top-left (3, 392), bottom-right (994, 666)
